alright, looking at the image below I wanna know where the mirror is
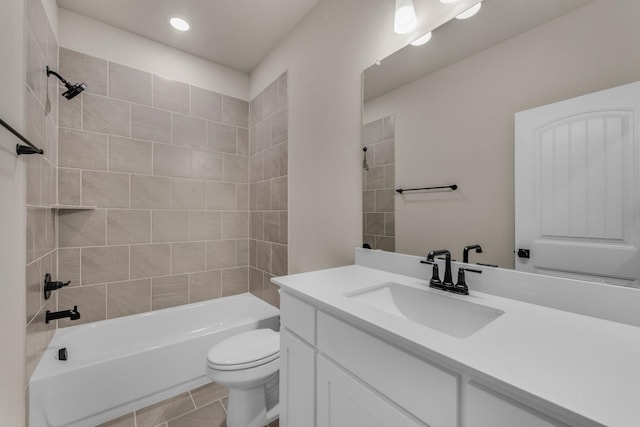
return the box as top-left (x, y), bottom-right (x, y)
top-left (362, 0), bottom-right (639, 271)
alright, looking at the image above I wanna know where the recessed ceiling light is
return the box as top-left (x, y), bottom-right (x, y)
top-left (456, 2), bottom-right (482, 20)
top-left (169, 17), bottom-right (190, 31)
top-left (410, 32), bottom-right (432, 46)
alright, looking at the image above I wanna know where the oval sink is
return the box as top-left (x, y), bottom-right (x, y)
top-left (346, 282), bottom-right (504, 338)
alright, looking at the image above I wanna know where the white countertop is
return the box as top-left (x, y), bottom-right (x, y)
top-left (273, 264), bottom-right (640, 427)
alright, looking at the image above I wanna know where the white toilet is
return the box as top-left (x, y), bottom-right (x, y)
top-left (206, 328), bottom-right (280, 427)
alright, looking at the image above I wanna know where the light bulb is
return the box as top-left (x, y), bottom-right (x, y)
top-left (456, 2), bottom-right (482, 20)
top-left (394, 0), bottom-right (418, 34)
top-left (169, 17), bottom-right (190, 31)
top-left (410, 32), bottom-right (432, 46)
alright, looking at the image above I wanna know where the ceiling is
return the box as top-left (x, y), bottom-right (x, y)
top-left (364, 0), bottom-right (594, 102)
top-left (57, 0), bottom-right (321, 74)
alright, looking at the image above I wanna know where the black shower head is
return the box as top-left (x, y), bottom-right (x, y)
top-left (46, 66), bottom-right (86, 100)
top-left (62, 82), bottom-right (87, 100)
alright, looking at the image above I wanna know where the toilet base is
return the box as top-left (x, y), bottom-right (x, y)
top-left (226, 372), bottom-right (279, 427)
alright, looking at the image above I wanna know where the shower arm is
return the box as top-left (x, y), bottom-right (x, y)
top-left (46, 66), bottom-right (70, 85)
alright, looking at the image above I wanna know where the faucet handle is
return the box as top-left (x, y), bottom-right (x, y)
top-left (451, 268), bottom-right (470, 295)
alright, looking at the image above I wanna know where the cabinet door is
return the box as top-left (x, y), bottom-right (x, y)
top-left (317, 356), bottom-right (426, 427)
top-left (465, 382), bottom-right (569, 427)
top-left (280, 329), bottom-right (316, 427)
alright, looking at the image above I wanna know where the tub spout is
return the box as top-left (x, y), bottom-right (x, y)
top-left (46, 306), bottom-right (81, 323)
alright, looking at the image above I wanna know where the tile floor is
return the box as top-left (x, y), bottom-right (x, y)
top-left (97, 382), bottom-right (279, 427)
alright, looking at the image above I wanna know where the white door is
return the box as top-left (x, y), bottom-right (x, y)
top-left (515, 81), bottom-right (640, 287)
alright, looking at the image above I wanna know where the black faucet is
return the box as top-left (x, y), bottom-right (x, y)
top-left (46, 306), bottom-right (81, 324)
top-left (463, 244), bottom-right (483, 263)
top-left (427, 250), bottom-right (454, 290)
top-left (43, 273), bottom-right (70, 300)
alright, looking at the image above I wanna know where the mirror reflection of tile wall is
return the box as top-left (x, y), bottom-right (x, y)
top-left (363, 115), bottom-right (395, 251)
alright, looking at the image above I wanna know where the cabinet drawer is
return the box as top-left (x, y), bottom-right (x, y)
top-left (281, 292), bottom-right (316, 345)
top-left (317, 312), bottom-right (459, 427)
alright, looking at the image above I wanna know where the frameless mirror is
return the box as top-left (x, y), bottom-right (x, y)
top-left (362, 0), bottom-right (638, 278)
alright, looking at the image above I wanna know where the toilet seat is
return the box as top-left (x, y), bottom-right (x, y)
top-left (207, 329), bottom-right (280, 371)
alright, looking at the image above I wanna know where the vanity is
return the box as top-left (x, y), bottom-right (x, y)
top-left (273, 248), bottom-right (640, 427)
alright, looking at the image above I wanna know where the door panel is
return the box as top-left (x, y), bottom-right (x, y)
top-left (515, 81), bottom-right (640, 287)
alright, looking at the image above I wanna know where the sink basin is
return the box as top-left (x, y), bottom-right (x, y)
top-left (347, 282), bottom-right (504, 338)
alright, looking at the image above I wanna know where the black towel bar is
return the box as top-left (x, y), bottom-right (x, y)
top-left (396, 184), bottom-right (457, 194)
top-left (0, 116), bottom-right (44, 155)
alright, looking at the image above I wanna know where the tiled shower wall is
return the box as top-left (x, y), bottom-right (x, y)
top-left (55, 48), bottom-right (254, 326)
top-left (363, 116), bottom-right (395, 251)
top-left (25, 0), bottom-right (58, 384)
top-left (249, 73), bottom-right (288, 307)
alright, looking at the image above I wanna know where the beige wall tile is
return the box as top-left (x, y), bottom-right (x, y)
top-left (375, 189), bottom-right (394, 213)
top-left (26, 261), bottom-right (41, 324)
top-left (108, 62), bottom-right (152, 105)
top-left (107, 279), bottom-right (151, 319)
top-left (59, 93), bottom-right (82, 129)
top-left (250, 212), bottom-right (264, 240)
top-left (271, 176), bottom-right (287, 210)
top-left (236, 239), bottom-right (249, 266)
top-left (222, 96), bottom-right (248, 127)
top-left (384, 164), bottom-right (395, 188)
top-left (365, 166), bottom-right (384, 190)
top-left (82, 171), bottom-right (130, 208)
top-left (250, 91), bottom-right (263, 128)
top-left (249, 239), bottom-right (257, 268)
top-left (384, 213), bottom-right (395, 237)
top-left (58, 248), bottom-right (81, 287)
top-left (130, 244), bottom-right (171, 279)
top-left (26, 30), bottom-right (46, 106)
top-left (190, 86), bottom-right (222, 122)
top-left (153, 143), bottom-right (191, 178)
top-left (58, 209), bottom-right (106, 248)
top-left (153, 75), bottom-right (189, 114)
top-left (171, 178), bottom-right (205, 210)
top-left (256, 181), bottom-right (271, 210)
top-left (190, 149), bottom-right (222, 180)
top-left (222, 267), bottom-right (248, 296)
top-left (59, 48), bottom-right (108, 96)
top-left (237, 128), bottom-right (249, 156)
top-left (152, 274), bottom-right (189, 310)
top-left (172, 114), bottom-right (206, 148)
top-left (383, 115), bottom-right (395, 140)
top-left (189, 270), bottom-right (221, 302)
top-left (365, 212), bottom-right (384, 236)
top-left (262, 273), bottom-right (280, 308)
top-left (58, 284), bottom-right (106, 327)
top-left (26, 155), bottom-right (40, 206)
top-left (250, 152), bottom-right (264, 183)
top-left (171, 242), bottom-right (205, 274)
top-left (223, 153), bottom-right (249, 183)
top-left (83, 94), bottom-right (131, 137)
top-left (58, 168), bottom-right (81, 206)
top-left (109, 136), bottom-right (153, 175)
top-left (365, 119), bottom-right (383, 146)
top-left (82, 246), bottom-right (129, 285)
top-left (135, 392), bottom-right (195, 427)
top-left (374, 140), bottom-right (394, 166)
top-left (206, 121), bottom-right (236, 153)
top-left (363, 190), bottom-right (374, 213)
top-left (263, 212), bottom-right (279, 243)
top-left (25, 299), bottom-right (56, 382)
top-left (271, 108), bottom-right (287, 145)
top-left (263, 146), bottom-right (280, 180)
top-left (131, 104), bottom-right (171, 143)
top-left (152, 210), bottom-right (189, 243)
top-left (107, 210), bottom-right (151, 245)
top-left (249, 267), bottom-right (263, 299)
top-left (131, 175), bottom-right (171, 209)
top-left (189, 212), bottom-right (221, 241)
top-left (271, 244), bottom-right (287, 276)
top-left (206, 182), bottom-right (236, 210)
top-left (236, 183), bottom-right (249, 211)
top-left (206, 240), bottom-right (236, 270)
top-left (279, 211), bottom-right (288, 245)
top-left (221, 212), bottom-right (248, 239)
top-left (58, 128), bottom-right (108, 170)
top-left (39, 158), bottom-right (56, 207)
top-left (255, 120), bottom-right (271, 153)
top-left (376, 236), bottom-right (395, 252)
top-left (25, 89), bottom-right (45, 150)
top-left (278, 141), bottom-right (288, 177)
top-left (256, 240), bottom-right (270, 272)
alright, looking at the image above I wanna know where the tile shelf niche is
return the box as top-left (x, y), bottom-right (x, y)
top-left (51, 205), bottom-right (97, 210)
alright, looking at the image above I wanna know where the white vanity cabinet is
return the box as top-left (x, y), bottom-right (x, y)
top-left (280, 291), bottom-right (578, 427)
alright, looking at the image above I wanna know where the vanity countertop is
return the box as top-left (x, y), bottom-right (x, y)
top-left (273, 264), bottom-right (640, 427)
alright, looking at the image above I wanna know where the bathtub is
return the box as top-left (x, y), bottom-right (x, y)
top-left (29, 293), bottom-right (280, 427)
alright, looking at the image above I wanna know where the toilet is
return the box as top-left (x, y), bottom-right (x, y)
top-left (206, 328), bottom-right (280, 427)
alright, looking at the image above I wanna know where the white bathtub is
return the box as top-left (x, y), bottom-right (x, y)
top-left (29, 293), bottom-right (280, 427)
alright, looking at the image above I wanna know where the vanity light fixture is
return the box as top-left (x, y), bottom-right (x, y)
top-left (394, 0), bottom-right (418, 34)
top-left (456, 1), bottom-right (482, 19)
top-left (169, 16), bottom-right (190, 31)
top-left (410, 31), bottom-right (432, 46)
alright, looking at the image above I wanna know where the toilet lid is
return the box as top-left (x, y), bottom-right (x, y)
top-left (207, 329), bottom-right (280, 370)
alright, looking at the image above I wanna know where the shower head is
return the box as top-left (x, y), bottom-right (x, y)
top-left (46, 66), bottom-right (86, 100)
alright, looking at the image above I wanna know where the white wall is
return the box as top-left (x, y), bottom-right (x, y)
top-left (58, 8), bottom-right (250, 100)
top-left (250, 0), bottom-right (477, 273)
top-left (41, 0), bottom-right (58, 39)
top-left (0, 0), bottom-right (26, 424)
top-left (365, 0), bottom-right (640, 268)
